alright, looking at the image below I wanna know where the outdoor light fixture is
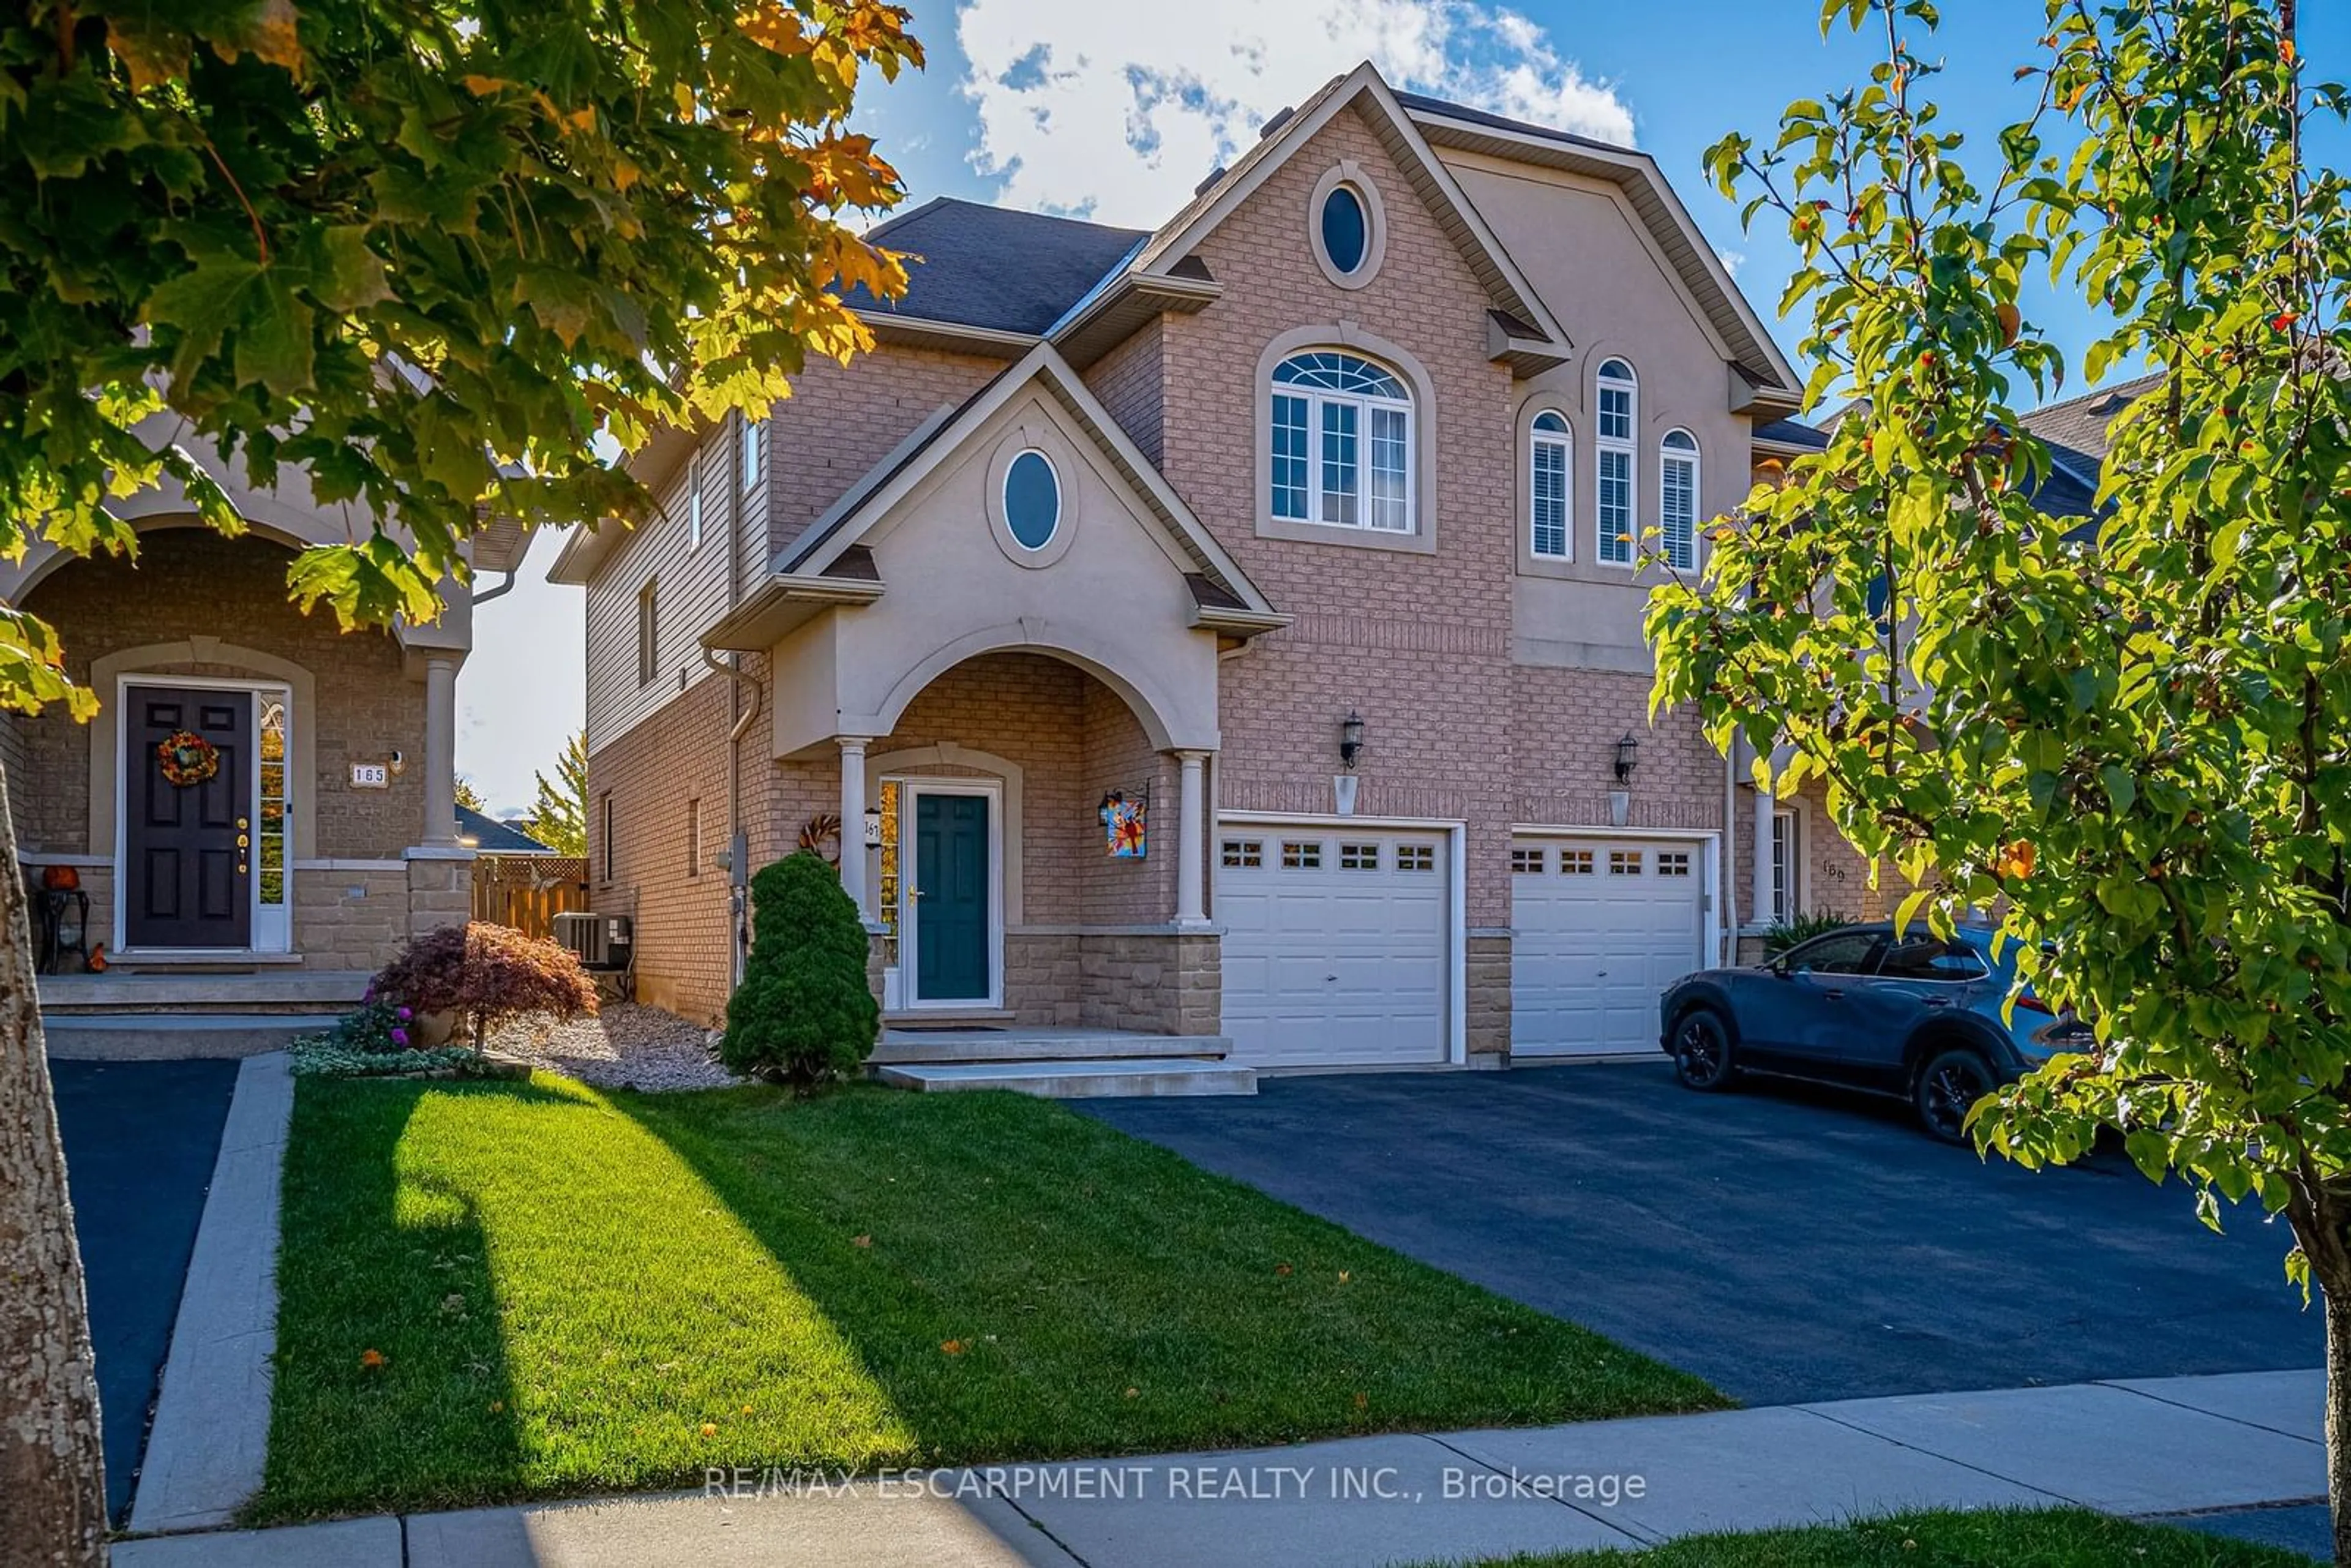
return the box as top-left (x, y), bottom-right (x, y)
top-left (1613, 732), bottom-right (1641, 785)
top-left (1339, 710), bottom-right (1367, 771)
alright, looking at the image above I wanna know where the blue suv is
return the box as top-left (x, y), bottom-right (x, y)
top-left (1657, 922), bottom-right (2091, 1142)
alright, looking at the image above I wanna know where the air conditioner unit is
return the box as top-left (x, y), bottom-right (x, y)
top-left (553, 912), bottom-right (634, 972)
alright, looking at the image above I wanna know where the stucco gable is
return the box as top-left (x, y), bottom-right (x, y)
top-left (702, 343), bottom-right (1281, 654)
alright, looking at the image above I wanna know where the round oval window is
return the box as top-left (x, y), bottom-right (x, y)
top-left (1003, 449), bottom-right (1060, 550)
top-left (1320, 186), bottom-right (1368, 274)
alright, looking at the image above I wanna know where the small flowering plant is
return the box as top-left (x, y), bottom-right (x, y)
top-left (328, 997), bottom-right (415, 1055)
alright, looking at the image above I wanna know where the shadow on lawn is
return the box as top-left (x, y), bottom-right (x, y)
top-left (609, 1082), bottom-right (1725, 1472)
top-left (255, 1077), bottom-right (533, 1520)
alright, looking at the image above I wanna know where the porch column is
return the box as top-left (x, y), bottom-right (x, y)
top-left (422, 654), bottom-right (462, 847)
top-left (839, 737), bottom-right (870, 921)
top-left (1749, 745), bottom-right (1778, 929)
top-left (1174, 749), bottom-right (1209, 927)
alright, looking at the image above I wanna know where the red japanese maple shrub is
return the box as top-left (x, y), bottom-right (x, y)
top-left (372, 921), bottom-right (598, 1053)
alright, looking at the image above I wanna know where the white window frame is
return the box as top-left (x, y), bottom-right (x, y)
top-left (1660, 429), bottom-right (1700, 571)
top-left (1269, 351), bottom-right (1414, 535)
top-left (1595, 359), bottom-right (1638, 566)
top-left (636, 579), bottom-right (658, 688)
top-left (1531, 410), bottom-right (1573, 560)
top-left (741, 416), bottom-right (761, 491)
top-left (688, 479), bottom-right (703, 550)
top-left (1771, 806), bottom-right (1799, 925)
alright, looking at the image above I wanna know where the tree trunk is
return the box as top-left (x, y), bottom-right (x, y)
top-left (2330, 1277), bottom-right (2351, 1568)
top-left (0, 759), bottom-right (108, 1567)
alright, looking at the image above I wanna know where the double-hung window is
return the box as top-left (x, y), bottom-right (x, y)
top-left (1595, 359), bottom-right (1637, 565)
top-left (1270, 351), bottom-right (1412, 533)
top-left (1531, 411), bottom-right (1572, 559)
top-left (1659, 429), bottom-right (1700, 571)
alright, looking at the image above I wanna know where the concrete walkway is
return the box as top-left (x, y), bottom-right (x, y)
top-left (127, 1052), bottom-right (296, 1534)
top-left (111, 1367), bottom-right (2327, 1567)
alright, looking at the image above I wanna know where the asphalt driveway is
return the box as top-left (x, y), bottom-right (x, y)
top-left (1086, 1062), bottom-right (2322, 1408)
top-left (53, 1056), bottom-right (239, 1521)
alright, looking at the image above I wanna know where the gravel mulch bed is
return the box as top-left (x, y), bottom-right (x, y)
top-left (482, 1003), bottom-right (738, 1092)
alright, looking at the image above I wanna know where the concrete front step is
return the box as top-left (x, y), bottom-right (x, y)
top-left (44, 1013), bottom-right (341, 1060)
top-left (872, 1026), bottom-right (1234, 1066)
top-left (35, 970), bottom-right (372, 1014)
top-left (873, 1058), bottom-right (1258, 1097)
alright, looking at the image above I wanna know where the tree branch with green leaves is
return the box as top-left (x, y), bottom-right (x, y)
top-left (1655, 1), bottom-right (2351, 1555)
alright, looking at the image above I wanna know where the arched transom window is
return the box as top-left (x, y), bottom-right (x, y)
top-left (1531, 410), bottom-right (1572, 560)
top-left (1270, 351), bottom-right (1412, 533)
top-left (1659, 429), bottom-right (1700, 571)
top-left (1595, 358), bottom-right (1638, 565)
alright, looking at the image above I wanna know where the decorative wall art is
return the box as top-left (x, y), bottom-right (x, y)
top-left (1100, 788), bottom-right (1148, 859)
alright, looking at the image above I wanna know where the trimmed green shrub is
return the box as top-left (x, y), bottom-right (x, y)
top-left (719, 850), bottom-right (878, 1086)
top-left (1761, 909), bottom-right (1856, 958)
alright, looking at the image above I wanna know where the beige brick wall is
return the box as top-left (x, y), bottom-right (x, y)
top-left (11, 530), bottom-right (457, 972)
top-left (1084, 315), bottom-right (1165, 465)
top-left (15, 531), bottom-right (424, 860)
top-left (1168, 108), bottom-right (1522, 958)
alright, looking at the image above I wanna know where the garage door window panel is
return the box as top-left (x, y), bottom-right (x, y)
top-left (1281, 841), bottom-right (1323, 869)
top-left (1222, 838), bottom-right (1264, 868)
top-left (1398, 844), bottom-right (1436, 872)
top-left (1340, 842), bottom-right (1380, 871)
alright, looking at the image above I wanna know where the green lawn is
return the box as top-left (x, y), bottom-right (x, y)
top-left (1445, 1509), bottom-right (2315, 1567)
top-left (260, 1075), bottom-right (1722, 1519)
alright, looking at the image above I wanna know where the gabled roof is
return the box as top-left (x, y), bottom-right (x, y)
top-left (1076, 64), bottom-right (1569, 378)
top-left (457, 805), bottom-right (558, 856)
top-left (701, 342), bottom-right (1284, 652)
top-left (844, 199), bottom-right (1150, 336)
top-left (1398, 91), bottom-right (1802, 410)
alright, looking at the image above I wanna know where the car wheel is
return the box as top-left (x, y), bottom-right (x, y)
top-left (1914, 1048), bottom-right (1993, 1144)
top-left (1670, 1008), bottom-right (1736, 1092)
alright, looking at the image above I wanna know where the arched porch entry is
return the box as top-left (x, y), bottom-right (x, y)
top-left (838, 648), bottom-right (1216, 1034)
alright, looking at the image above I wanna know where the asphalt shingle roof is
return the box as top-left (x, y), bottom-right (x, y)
top-left (456, 805), bottom-right (557, 856)
top-left (1752, 417), bottom-right (1829, 451)
top-left (849, 199), bottom-right (1147, 335)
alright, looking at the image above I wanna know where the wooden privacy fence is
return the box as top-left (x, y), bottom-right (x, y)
top-left (471, 855), bottom-right (590, 937)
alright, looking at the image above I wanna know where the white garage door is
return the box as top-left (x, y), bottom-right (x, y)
top-left (1512, 837), bottom-right (1706, 1058)
top-left (1217, 826), bottom-right (1450, 1068)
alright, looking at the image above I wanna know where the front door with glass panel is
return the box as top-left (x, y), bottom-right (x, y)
top-left (911, 790), bottom-right (992, 1003)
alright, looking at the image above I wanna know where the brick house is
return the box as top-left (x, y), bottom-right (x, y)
top-left (557, 62), bottom-right (1879, 1080)
top-left (9, 440), bottom-right (526, 1029)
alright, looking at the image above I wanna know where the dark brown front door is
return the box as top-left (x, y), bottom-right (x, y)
top-left (125, 685), bottom-right (252, 949)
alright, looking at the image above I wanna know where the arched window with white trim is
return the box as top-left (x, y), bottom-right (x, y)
top-left (1269, 351), bottom-right (1414, 533)
top-left (1659, 428), bottom-right (1700, 571)
top-left (1530, 410), bottom-right (1572, 559)
top-left (1595, 359), bottom-right (1638, 565)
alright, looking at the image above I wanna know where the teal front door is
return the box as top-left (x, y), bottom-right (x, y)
top-left (913, 792), bottom-right (991, 1002)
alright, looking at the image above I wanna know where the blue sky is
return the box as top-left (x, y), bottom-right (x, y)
top-left (459, 0), bottom-right (2350, 811)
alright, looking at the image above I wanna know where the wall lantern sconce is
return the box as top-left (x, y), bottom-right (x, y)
top-left (1339, 710), bottom-right (1367, 771)
top-left (1613, 732), bottom-right (1641, 785)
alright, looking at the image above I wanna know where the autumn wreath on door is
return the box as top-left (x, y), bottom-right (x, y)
top-left (156, 730), bottom-right (221, 788)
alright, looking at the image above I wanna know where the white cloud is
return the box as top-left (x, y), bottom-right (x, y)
top-left (953, 0), bottom-right (1635, 227)
top-left (1716, 247), bottom-right (1746, 277)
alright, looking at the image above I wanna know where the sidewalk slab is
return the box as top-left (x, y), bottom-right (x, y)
top-left (403, 1488), bottom-right (1062, 1567)
top-left (1436, 1403), bottom-right (2058, 1543)
top-left (1801, 1381), bottom-right (2325, 1515)
top-left (129, 1052), bottom-right (296, 1533)
top-left (969, 1433), bottom-right (1641, 1568)
top-left (113, 1517), bottom-right (399, 1568)
top-left (2102, 1369), bottom-right (2325, 1445)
